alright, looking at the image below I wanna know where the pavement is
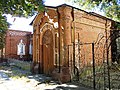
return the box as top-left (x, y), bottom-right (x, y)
top-left (0, 64), bottom-right (92, 90)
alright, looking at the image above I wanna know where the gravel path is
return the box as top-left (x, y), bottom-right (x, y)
top-left (0, 65), bottom-right (92, 90)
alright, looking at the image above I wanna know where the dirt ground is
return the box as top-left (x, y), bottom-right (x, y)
top-left (0, 62), bottom-right (92, 90)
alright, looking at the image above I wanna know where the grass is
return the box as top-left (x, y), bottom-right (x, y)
top-left (9, 59), bottom-right (31, 71)
top-left (0, 64), bottom-right (31, 80)
top-left (73, 64), bottom-right (120, 90)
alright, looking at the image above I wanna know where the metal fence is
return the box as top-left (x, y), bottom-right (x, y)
top-left (66, 32), bottom-right (120, 90)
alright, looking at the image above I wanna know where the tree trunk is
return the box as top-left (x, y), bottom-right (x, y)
top-left (1, 48), bottom-right (3, 61)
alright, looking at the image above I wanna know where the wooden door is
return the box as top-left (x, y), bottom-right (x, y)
top-left (42, 30), bottom-right (54, 75)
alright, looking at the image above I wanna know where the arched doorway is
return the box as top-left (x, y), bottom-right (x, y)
top-left (42, 30), bottom-right (54, 75)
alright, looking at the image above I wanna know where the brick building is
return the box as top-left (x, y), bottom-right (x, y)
top-left (5, 29), bottom-right (32, 60)
top-left (31, 4), bottom-right (119, 81)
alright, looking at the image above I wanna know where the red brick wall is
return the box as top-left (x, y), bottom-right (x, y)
top-left (32, 5), bottom-right (114, 75)
top-left (5, 30), bottom-right (32, 60)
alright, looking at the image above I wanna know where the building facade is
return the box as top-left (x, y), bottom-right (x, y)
top-left (5, 29), bottom-right (32, 61)
top-left (32, 4), bottom-right (118, 79)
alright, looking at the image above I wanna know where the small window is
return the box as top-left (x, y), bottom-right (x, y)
top-left (17, 39), bottom-right (25, 55)
top-left (29, 41), bottom-right (32, 55)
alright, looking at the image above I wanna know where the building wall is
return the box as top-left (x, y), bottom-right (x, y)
top-left (73, 8), bottom-right (112, 66)
top-left (32, 4), bottom-right (114, 74)
top-left (33, 7), bottom-right (58, 64)
top-left (5, 30), bottom-right (32, 60)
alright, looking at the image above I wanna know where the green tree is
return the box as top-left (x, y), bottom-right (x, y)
top-left (0, 15), bottom-right (8, 49)
top-left (0, 0), bottom-right (44, 50)
top-left (66, 0), bottom-right (120, 22)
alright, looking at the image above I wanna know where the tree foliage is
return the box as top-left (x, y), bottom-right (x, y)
top-left (68, 0), bottom-right (120, 22)
top-left (0, 0), bottom-right (44, 49)
top-left (0, 0), bottom-right (44, 17)
top-left (0, 15), bottom-right (8, 49)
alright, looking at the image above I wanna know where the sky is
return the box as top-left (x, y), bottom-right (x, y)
top-left (44, 0), bottom-right (65, 6)
top-left (7, 0), bottom-right (104, 33)
top-left (7, 14), bottom-right (35, 32)
top-left (7, 0), bottom-right (66, 32)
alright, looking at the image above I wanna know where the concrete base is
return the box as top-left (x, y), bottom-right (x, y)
top-left (52, 67), bottom-right (71, 83)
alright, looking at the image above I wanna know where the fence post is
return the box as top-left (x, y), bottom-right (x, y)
top-left (78, 33), bottom-right (80, 71)
top-left (107, 49), bottom-right (111, 90)
top-left (55, 54), bottom-right (57, 68)
top-left (92, 43), bottom-right (96, 90)
top-left (68, 45), bottom-right (69, 67)
top-left (73, 42), bottom-right (75, 74)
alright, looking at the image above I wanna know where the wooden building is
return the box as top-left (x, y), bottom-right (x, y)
top-left (5, 29), bottom-right (33, 60)
top-left (32, 4), bottom-right (118, 81)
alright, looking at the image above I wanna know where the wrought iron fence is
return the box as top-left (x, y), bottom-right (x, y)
top-left (66, 31), bottom-right (120, 90)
